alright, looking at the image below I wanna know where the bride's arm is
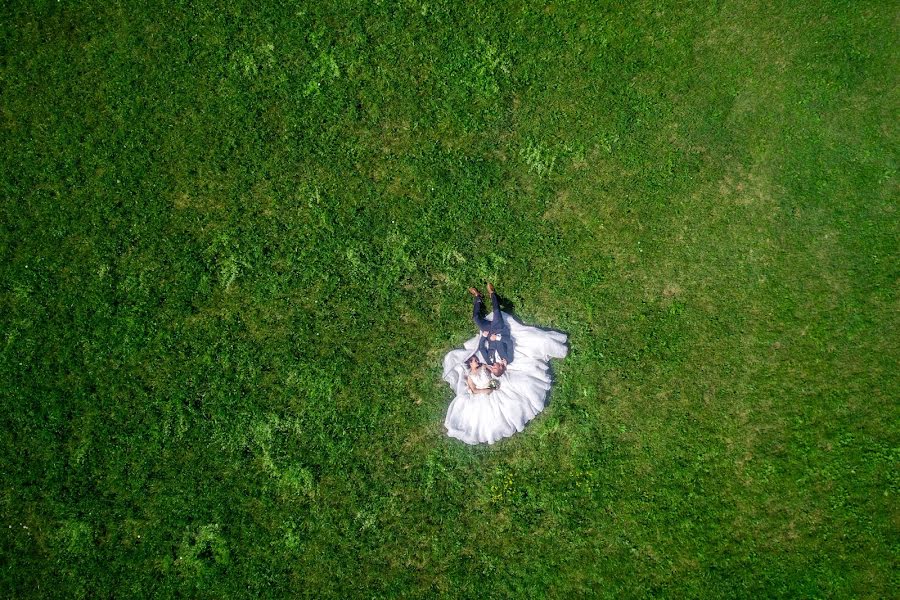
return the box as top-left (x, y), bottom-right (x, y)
top-left (466, 375), bottom-right (492, 394)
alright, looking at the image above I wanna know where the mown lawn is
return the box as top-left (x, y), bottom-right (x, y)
top-left (1, 0), bottom-right (897, 597)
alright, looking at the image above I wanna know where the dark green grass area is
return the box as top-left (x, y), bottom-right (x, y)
top-left (1, 0), bottom-right (897, 597)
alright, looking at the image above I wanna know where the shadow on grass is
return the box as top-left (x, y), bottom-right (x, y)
top-left (497, 294), bottom-right (516, 315)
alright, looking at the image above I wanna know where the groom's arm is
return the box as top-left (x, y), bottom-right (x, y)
top-left (497, 339), bottom-right (513, 364)
top-left (477, 336), bottom-right (490, 362)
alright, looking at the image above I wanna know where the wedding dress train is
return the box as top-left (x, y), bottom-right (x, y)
top-left (442, 312), bottom-right (568, 445)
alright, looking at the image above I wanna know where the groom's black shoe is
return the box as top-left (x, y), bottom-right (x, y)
top-left (468, 287), bottom-right (481, 297)
top-left (486, 282), bottom-right (495, 296)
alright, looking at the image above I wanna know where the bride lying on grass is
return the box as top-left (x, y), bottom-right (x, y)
top-left (442, 285), bottom-right (568, 445)
top-left (464, 355), bottom-right (500, 395)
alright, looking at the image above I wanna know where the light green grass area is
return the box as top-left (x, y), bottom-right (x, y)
top-left (1, 1), bottom-right (897, 597)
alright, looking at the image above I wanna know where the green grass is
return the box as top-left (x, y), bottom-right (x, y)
top-left (1, 0), bottom-right (897, 597)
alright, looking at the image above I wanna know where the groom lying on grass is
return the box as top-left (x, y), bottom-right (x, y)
top-left (468, 282), bottom-right (513, 377)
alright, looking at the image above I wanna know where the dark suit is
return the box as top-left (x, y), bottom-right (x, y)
top-left (473, 292), bottom-right (513, 365)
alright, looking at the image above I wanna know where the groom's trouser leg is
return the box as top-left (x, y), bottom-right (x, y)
top-left (489, 291), bottom-right (504, 330)
top-left (472, 295), bottom-right (490, 331)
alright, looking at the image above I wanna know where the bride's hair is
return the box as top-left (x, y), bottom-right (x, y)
top-left (467, 355), bottom-right (482, 367)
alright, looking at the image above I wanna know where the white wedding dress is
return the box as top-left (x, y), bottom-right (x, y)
top-left (442, 312), bottom-right (568, 445)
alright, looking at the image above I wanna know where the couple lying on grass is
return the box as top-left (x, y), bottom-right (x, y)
top-left (463, 283), bottom-right (512, 395)
top-left (442, 283), bottom-right (568, 445)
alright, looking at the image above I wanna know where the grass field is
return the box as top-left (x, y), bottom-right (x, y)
top-left (1, 0), bottom-right (897, 597)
